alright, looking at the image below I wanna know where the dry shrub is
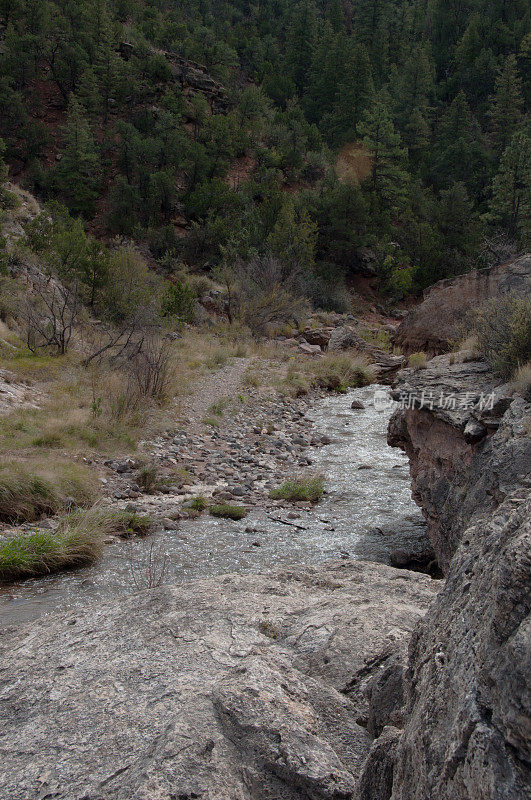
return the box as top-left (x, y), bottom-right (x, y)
top-left (408, 351), bottom-right (428, 369)
top-left (234, 254), bottom-right (309, 337)
top-left (470, 295), bottom-right (531, 379)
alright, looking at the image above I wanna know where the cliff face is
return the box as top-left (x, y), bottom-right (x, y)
top-left (394, 255), bottom-right (531, 356)
top-left (367, 355), bottom-right (531, 800)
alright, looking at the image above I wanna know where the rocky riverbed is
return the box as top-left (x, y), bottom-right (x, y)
top-left (0, 384), bottom-right (432, 625)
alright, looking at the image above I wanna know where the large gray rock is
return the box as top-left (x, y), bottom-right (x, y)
top-left (0, 561), bottom-right (437, 800)
top-left (388, 355), bottom-right (530, 571)
top-left (376, 356), bottom-right (531, 800)
top-left (394, 254), bottom-right (531, 355)
top-left (392, 495), bottom-right (530, 800)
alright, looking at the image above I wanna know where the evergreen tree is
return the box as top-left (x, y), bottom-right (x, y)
top-left (357, 91), bottom-right (409, 217)
top-left (489, 54), bottom-right (524, 154)
top-left (323, 42), bottom-right (374, 145)
top-left (284, 0), bottom-right (318, 93)
top-left (53, 96), bottom-right (100, 217)
top-left (432, 91), bottom-right (489, 196)
top-left (490, 130), bottom-right (530, 243)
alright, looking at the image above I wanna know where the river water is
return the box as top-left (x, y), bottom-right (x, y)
top-left (0, 385), bottom-right (427, 626)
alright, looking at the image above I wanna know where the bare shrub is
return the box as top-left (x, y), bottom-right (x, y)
top-left (22, 278), bottom-right (82, 355)
top-left (234, 254), bottom-right (309, 337)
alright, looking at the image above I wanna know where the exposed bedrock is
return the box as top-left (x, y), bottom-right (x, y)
top-left (393, 254), bottom-right (530, 356)
top-left (0, 561), bottom-right (437, 800)
top-left (362, 355), bottom-right (531, 800)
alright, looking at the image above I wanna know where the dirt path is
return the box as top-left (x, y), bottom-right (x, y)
top-left (177, 356), bottom-right (252, 426)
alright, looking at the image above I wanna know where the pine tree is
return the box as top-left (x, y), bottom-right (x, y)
top-left (53, 96), bottom-right (100, 217)
top-left (324, 41), bottom-right (374, 145)
top-left (393, 44), bottom-right (434, 160)
top-left (357, 91), bottom-right (409, 217)
top-left (489, 54), bottom-right (524, 154)
top-left (284, 0), bottom-right (318, 93)
top-left (490, 130), bottom-right (530, 243)
top-left (433, 91), bottom-right (489, 195)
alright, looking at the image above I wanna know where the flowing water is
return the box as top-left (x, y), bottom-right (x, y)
top-left (0, 385), bottom-right (427, 626)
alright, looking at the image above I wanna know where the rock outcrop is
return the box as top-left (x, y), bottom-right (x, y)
top-left (0, 561), bottom-right (437, 800)
top-left (394, 255), bottom-right (531, 355)
top-left (362, 355), bottom-right (531, 799)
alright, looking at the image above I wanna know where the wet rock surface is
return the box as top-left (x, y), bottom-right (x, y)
top-left (0, 561), bottom-right (437, 800)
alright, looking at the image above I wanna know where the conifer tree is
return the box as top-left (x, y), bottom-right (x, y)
top-left (490, 130), bottom-right (530, 243)
top-left (489, 54), bottom-right (524, 154)
top-left (53, 96), bottom-right (100, 217)
top-left (357, 91), bottom-right (409, 217)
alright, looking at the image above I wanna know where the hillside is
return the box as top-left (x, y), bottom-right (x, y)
top-left (0, 0), bottom-right (529, 308)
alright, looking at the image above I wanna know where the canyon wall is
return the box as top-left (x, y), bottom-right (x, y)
top-left (362, 355), bottom-right (531, 799)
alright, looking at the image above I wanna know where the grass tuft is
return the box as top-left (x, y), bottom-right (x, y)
top-left (0, 462), bottom-right (96, 523)
top-left (209, 503), bottom-right (248, 520)
top-left (0, 506), bottom-right (153, 582)
top-left (269, 473), bottom-right (324, 503)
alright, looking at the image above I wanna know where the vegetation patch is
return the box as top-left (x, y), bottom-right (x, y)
top-left (308, 354), bottom-right (374, 392)
top-left (0, 506), bottom-right (153, 582)
top-left (471, 296), bottom-right (531, 379)
top-left (0, 462), bottom-right (96, 524)
top-left (269, 473), bottom-right (324, 503)
top-left (408, 352), bottom-right (428, 369)
top-left (209, 503), bottom-right (248, 520)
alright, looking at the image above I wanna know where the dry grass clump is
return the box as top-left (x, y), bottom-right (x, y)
top-left (408, 351), bottom-right (428, 369)
top-left (308, 353), bottom-right (374, 391)
top-left (279, 353), bottom-right (374, 397)
top-left (269, 473), bottom-right (324, 503)
top-left (0, 461), bottom-right (96, 523)
top-left (513, 361), bottom-right (531, 395)
top-left (470, 296), bottom-right (531, 379)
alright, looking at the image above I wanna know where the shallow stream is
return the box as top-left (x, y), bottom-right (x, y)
top-left (0, 385), bottom-right (427, 626)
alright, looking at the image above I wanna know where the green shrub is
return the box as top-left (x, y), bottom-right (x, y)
top-left (187, 495), bottom-right (208, 512)
top-left (209, 503), bottom-right (248, 520)
top-left (269, 473), bottom-right (324, 503)
top-left (471, 296), bottom-right (531, 379)
top-left (137, 464), bottom-right (160, 493)
top-left (161, 280), bottom-right (197, 324)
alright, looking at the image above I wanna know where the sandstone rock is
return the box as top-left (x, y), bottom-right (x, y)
top-left (0, 561), bottom-right (437, 800)
top-left (299, 341), bottom-right (322, 355)
top-left (388, 354), bottom-right (528, 570)
top-left (300, 328), bottom-right (332, 349)
top-left (394, 254), bottom-right (531, 355)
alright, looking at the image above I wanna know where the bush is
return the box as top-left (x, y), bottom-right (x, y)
top-left (270, 473), bottom-right (324, 503)
top-left (186, 495), bottom-right (208, 512)
top-left (471, 296), bottom-right (531, 379)
top-left (137, 464), bottom-right (161, 493)
top-left (408, 351), bottom-right (428, 369)
top-left (209, 503), bottom-right (248, 520)
top-left (308, 353), bottom-right (374, 391)
top-left (161, 280), bottom-right (197, 324)
top-left (0, 462), bottom-right (96, 523)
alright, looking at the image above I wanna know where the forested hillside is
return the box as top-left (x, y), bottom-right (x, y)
top-left (0, 0), bottom-right (529, 305)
